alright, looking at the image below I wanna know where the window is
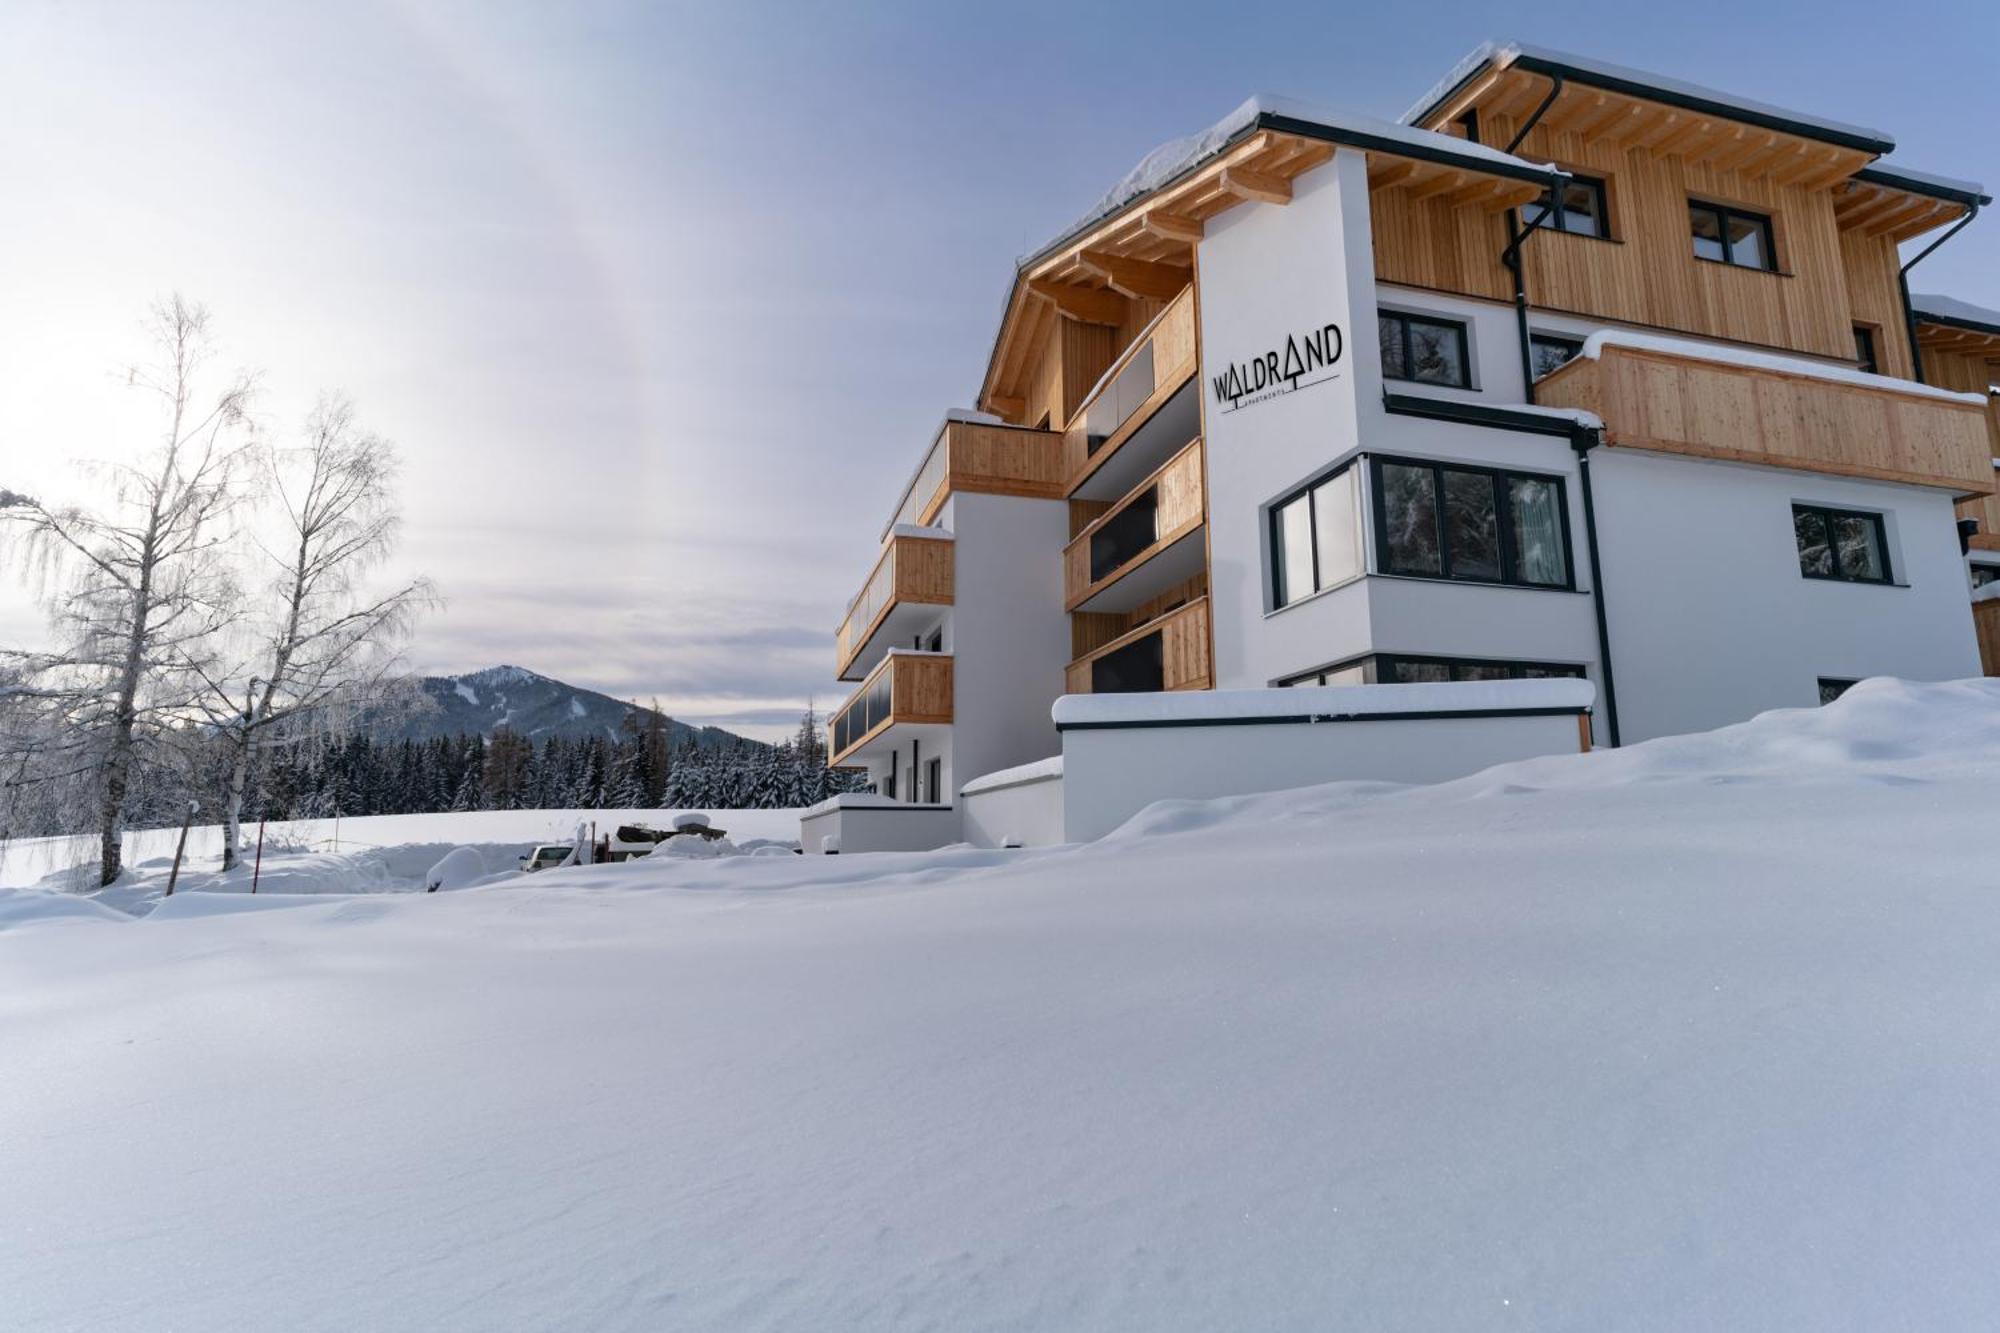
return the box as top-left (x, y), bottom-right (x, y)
top-left (924, 757), bottom-right (942, 804)
top-left (1818, 678), bottom-right (1858, 706)
top-left (1689, 201), bottom-right (1776, 272)
top-left (1373, 457), bottom-right (1571, 588)
top-left (1527, 175), bottom-right (1609, 238)
top-left (1379, 311), bottom-right (1471, 388)
top-left (1971, 564), bottom-right (2000, 589)
top-left (1530, 333), bottom-right (1584, 380)
top-left (1793, 504), bottom-right (1890, 584)
top-left (1280, 654), bottom-right (1584, 687)
top-left (1853, 324), bottom-right (1878, 375)
top-left (1270, 464), bottom-right (1364, 608)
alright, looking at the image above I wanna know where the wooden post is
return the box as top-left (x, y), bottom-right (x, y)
top-left (164, 801), bottom-right (198, 898)
top-left (251, 816), bottom-right (266, 893)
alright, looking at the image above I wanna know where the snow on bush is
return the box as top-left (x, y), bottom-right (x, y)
top-left (423, 845), bottom-right (488, 892)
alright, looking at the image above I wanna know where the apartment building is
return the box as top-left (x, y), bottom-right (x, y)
top-left (824, 42), bottom-right (1997, 822)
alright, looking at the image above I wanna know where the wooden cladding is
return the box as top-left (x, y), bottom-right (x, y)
top-left (892, 420), bottom-right (1065, 532)
top-left (828, 653), bottom-right (954, 767)
top-left (1537, 342), bottom-right (1996, 499)
top-left (1065, 597), bottom-right (1212, 695)
top-left (1062, 287), bottom-right (1198, 490)
top-left (1976, 600), bottom-right (2000, 679)
top-left (834, 533), bottom-right (953, 679)
top-left (1063, 439), bottom-right (1206, 609)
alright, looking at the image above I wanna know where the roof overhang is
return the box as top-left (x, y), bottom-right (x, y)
top-left (1408, 43), bottom-right (1894, 156)
top-left (978, 109), bottom-right (1567, 419)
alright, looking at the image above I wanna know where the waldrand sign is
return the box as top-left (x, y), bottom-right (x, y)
top-left (1210, 321), bottom-right (1343, 414)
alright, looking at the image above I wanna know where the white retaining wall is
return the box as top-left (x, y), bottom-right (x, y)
top-left (1055, 680), bottom-right (1594, 843)
top-left (798, 797), bottom-right (960, 855)
top-left (959, 757), bottom-right (1066, 848)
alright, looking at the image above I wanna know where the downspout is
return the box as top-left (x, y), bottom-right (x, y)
top-left (1897, 199), bottom-right (1980, 384)
top-left (1570, 427), bottom-right (1622, 747)
top-left (1500, 74), bottom-right (1565, 405)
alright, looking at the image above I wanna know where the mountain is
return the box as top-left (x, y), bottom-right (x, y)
top-left (386, 665), bottom-right (763, 751)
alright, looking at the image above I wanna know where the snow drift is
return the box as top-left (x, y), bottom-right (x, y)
top-left (1, 679), bottom-right (1998, 1331)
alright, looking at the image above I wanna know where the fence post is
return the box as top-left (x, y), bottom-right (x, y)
top-left (164, 800), bottom-right (199, 898)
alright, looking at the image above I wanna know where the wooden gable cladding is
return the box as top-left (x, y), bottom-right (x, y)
top-left (1464, 105), bottom-right (1865, 363)
top-left (1536, 342), bottom-right (1996, 500)
top-left (1837, 229), bottom-right (1915, 379)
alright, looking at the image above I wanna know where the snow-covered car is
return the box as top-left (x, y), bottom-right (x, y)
top-left (517, 843), bottom-right (573, 873)
top-left (607, 817), bottom-right (728, 861)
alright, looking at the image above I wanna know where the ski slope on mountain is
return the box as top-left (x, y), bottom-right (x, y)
top-left (2, 678), bottom-right (1998, 1331)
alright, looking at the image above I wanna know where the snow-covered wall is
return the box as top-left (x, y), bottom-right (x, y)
top-left (798, 797), bottom-right (960, 855)
top-left (959, 758), bottom-right (1066, 848)
top-left (1057, 681), bottom-right (1592, 843)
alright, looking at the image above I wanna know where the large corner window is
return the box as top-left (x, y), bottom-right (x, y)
top-left (1372, 457), bottom-right (1571, 588)
top-left (1379, 311), bottom-right (1471, 389)
top-left (1690, 200), bottom-right (1776, 272)
top-left (1271, 464), bottom-right (1364, 609)
top-left (1530, 333), bottom-right (1584, 380)
top-left (1280, 654), bottom-right (1584, 687)
top-left (1793, 504), bottom-right (1890, 584)
top-left (1527, 174), bottom-right (1610, 238)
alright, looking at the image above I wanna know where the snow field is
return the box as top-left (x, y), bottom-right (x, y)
top-left (1, 679), bottom-right (1998, 1329)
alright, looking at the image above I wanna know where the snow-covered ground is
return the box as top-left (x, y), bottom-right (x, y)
top-left (3, 679), bottom-right (1999, 1329)
top-left (0, 807), bottom-right (804, 915)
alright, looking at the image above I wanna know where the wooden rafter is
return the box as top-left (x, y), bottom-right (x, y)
top-left (1219, 166), bottom-right (1291, 205)
top-left (1078, 250), bottom-right (1192, 300)
top-left (1026, 279), bottom-right (1125, 325)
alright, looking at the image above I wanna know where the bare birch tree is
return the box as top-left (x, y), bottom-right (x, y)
top-left (195, 395), bottom-right (436, 870)
top-left (0, 295), bottom-right (256, 885)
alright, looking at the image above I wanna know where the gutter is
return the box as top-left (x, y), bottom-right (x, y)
top-left (1569, 430), bottom-right (1623, 747)
top-left (1491, 74), bottom-right (1565, 404)
top-left (1381, 390), bottom-right (1623, 747)
top-left (1897, 199), bottom-right (1982, 385)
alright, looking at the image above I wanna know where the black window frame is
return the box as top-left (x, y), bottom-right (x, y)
top-left (1853, 324), bottom-right (1878, 375)
top-left (1279, 652), bottom-right (1586, 688)
top-left (1792, 503), bottom-right (1892, 585)
top-left (1369, 455), bottom-right (1576, 590)
top-left (1529, 332), bottom-right (1585, 381)
top-left (1971, 563), bottom-right (2000, 590)
top-left (1268, 460), bottom-right (1366, 610)
top-left (1528, 173), bottom-right (1611, 239)
top-left (1689, 199), bottom-right (1778, 272)
top-left (1378, 310), bottom-right (1473, 389)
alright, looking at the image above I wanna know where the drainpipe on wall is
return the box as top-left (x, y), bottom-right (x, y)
top-left (1570, 427), bottom-right (1623, 748)
top-left (1897, 200), bottom-right (1980, 385)
top-left (1499, 74), bottom-right (1565, 405)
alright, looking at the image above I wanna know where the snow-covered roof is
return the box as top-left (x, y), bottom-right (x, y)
top-left (1404, 42), bottom-right (1894, 153)
top-left (1911, 293), bottom-right (2000, 336)
top-left (1576, 329), bottom-right (1988, 406)
top-left (1029, 94), bottom-right (1563, 270)
top-left (1854, 163), bottom-right (1989, 206)
top-left (1053, 678), bottom-right (1595, 729)
top-left (887, 523), bottom-right (952, 542)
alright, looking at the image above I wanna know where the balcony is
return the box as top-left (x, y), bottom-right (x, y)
top-left (1064, 439), bottom-right (1206, 612)
top-left (1536, 336), bottom-right (1996, 499)
top-left (829, 652), bottom-right (954, 766)
top-left (1063, 286), bottom-right (1199, 494)
top-left (1954, 399), bottom-right (2000, 551)
top-left (835, 530), bottom-right (953, 681)
top-left (1065, 597), bottom-right (1211, 696)
top-left (884, 416), bottom-right (1065, 537)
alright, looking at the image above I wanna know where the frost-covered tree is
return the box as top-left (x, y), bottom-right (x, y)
top-left (196, 395), bottom-right (435, 869)
top-left (0, 296), bottom-right (256, 885)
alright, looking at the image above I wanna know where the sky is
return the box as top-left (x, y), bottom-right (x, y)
top-left (1, 0), bottom-right (1994, 741)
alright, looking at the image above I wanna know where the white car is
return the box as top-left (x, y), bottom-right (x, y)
top-left (517, 843), bottom-right (574, 873)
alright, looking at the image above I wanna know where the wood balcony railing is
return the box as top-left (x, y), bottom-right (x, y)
top-left (1062, 286), bottom-right (1199, 491)
top-left (1063, 439), bottom-right (1205, 609)
top-left (829, 652), bottom-right (955, 766)
top-left (1536, 339), bottom-right (1997, 499)
top-left (834, 532), bottom-right (953, 680)
top-left (1954, 399), bottom-right (2000, 551)
top-left (1064, 597), bottom-right (1211, 696)
top-left (885, 418), bottom-right (1065, 535)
